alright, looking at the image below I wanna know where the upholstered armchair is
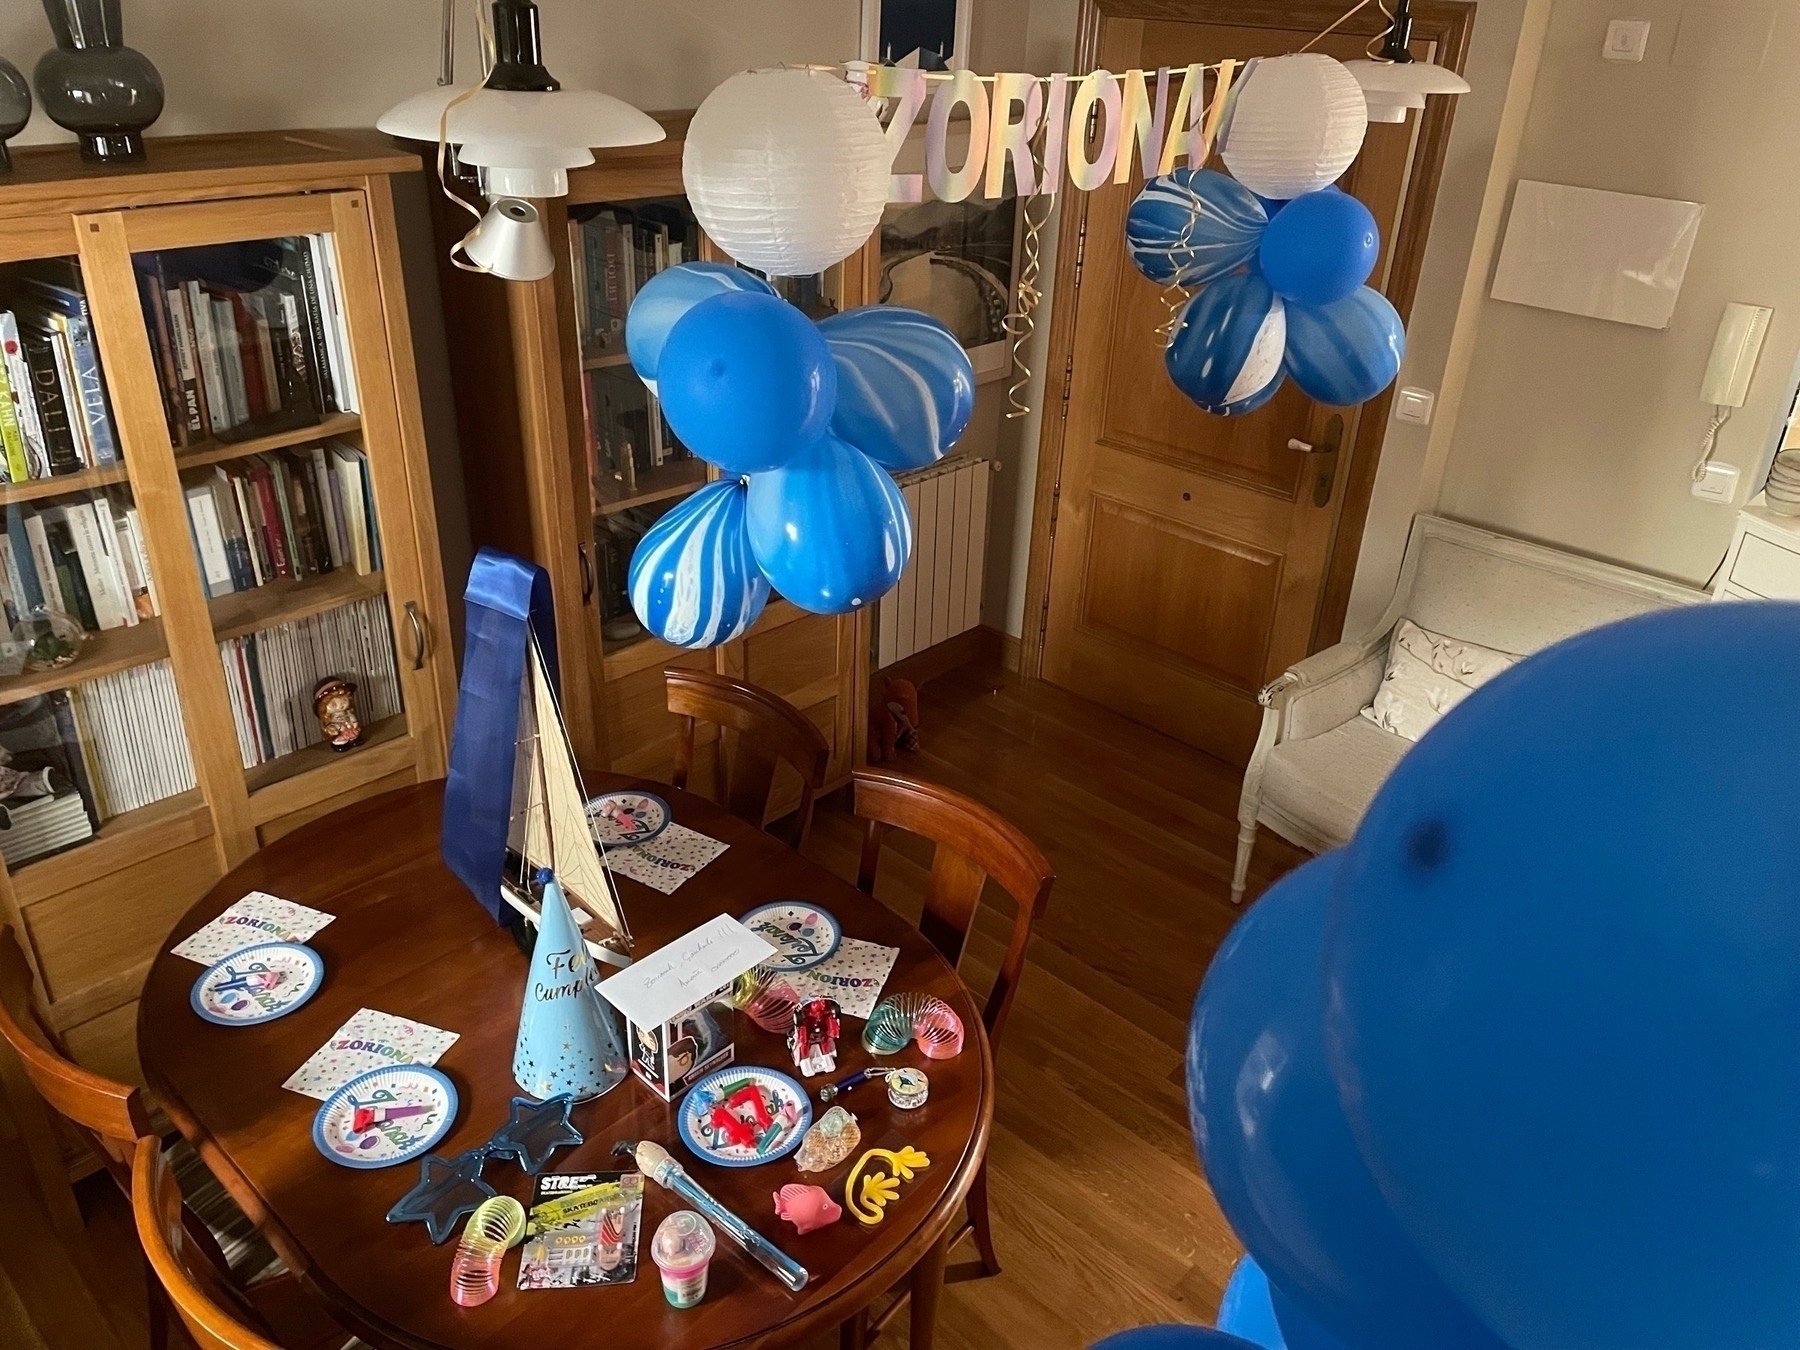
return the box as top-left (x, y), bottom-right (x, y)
top-left (1230, 515), bottom-right (1703, 903)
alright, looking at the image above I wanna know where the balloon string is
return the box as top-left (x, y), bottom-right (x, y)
top-left (1153, 60), bottom-right (1238, 351)
top-left (1002, 124), bottom-right (1053, 420)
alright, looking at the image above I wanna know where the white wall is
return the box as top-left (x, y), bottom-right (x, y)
top-left (1418, 0), bottom-right (1800, 592)
top-left (2, 0), bottom-right (857, 143)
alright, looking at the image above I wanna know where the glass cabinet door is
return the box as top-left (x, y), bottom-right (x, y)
top-left (72, 193), bottom-right (437, 857)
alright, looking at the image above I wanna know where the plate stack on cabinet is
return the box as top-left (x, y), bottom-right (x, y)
top-left (0, 132), bottom-right (458, 1094)
top-left (425, 113), bottom-right (869, 811)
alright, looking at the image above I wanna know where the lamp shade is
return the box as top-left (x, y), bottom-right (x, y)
top-left (463, 198), bottom-right (557, 281)
top-left (1219, 54), bottom-right (1368, 200)
top-left (683, 69), bottom-right (889, 277)
top-left (1343, 58), bottom-right (1471, 97)
top-left (1362, 90), bottom-right (1425, 123)
top-left (378, 84), bottom-right (665, 153)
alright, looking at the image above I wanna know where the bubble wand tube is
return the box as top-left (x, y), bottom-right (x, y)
top-left (617, 1140), bottom-right (810, 1292)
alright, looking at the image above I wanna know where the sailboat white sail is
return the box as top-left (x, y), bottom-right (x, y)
top-left (502, 634), bottom-right (632, 965)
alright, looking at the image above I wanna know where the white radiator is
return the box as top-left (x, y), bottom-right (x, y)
top-left (877, 455), bottom-right (993, 669)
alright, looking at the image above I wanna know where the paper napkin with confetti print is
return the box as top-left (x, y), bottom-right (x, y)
top-left (282, 1008), bottom-right (460, 1100)
top-left (171, 891), bottom-right (336, 965)
top-left (602, 823), bottom-right (728, 894)
top-left (787, 938), bottom-right (901, 1019)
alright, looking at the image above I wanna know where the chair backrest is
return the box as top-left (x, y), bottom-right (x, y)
top-left (851, 769), bottom-right (1054, 1051)
top-left (133, 1137), bottom-right (282, 1350)
top-left (665, 668), bottom-right (831, 846)
top-left (0, 923), bottom-right (150, 1177)
top-left (1370, 515), bottom-right (1704, 655)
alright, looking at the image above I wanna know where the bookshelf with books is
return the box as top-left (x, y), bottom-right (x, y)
top-left (427, 111), bottom-right (870, 802)
top-left (0, 133), bottom-right (458, 1095)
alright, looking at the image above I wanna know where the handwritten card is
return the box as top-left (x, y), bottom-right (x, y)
top-left (597, 915), bottom-right (776, 1029)
top-left (603, 824), bottom-right (728, 895)
top-left (786, 939), bottom-right (901, 1019)
top-left (171, 891), bottom-right (336, 966)
top-left (282, 1009), bottom-right (460, 1100)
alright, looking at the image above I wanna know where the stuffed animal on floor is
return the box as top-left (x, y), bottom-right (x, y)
top-left (866, 678), bottom-right (921, 764)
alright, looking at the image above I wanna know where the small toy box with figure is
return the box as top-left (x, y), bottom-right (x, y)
top-left (597, 914), bottom-right (777, 1102)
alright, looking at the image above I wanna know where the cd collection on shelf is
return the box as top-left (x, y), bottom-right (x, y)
top-left (134, 234), bottom-right (360, 446)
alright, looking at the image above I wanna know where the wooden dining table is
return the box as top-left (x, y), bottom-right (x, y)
top-left (137, 776), bottom-right (993, 1350)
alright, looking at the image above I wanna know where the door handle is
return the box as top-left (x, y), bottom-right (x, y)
top-left (577, 543), bottom-right (594, 604)
top-left (404, 600), bottom-right (426, 671)
top-left (1310, 415), bottom-right (1345, 508)
top-left (1288, 438), bottom-right (1321, 453)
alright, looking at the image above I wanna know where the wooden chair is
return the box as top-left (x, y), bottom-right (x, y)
top-left (133, 1136), bottom-right (282, 1350)
top-left (842, 768), bottom-right (1055, 1349)
top-left (665, 668), bottom-right (830, 846)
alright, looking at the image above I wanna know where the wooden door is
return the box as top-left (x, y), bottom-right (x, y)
top-left (1040, 9), bottom-right (1453, 765)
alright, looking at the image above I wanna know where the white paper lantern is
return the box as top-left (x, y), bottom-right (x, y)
top-left (1220, 53), bottom-right (1369, 200)
top-left (683, 69), bottom-right (889, 278)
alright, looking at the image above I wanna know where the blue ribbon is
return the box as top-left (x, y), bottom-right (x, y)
top-left (441, 548), bottom-right (561, 924)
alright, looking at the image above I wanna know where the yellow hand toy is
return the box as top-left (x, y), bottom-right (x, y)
top-left (844, 1146), bottom-right (932, 1226)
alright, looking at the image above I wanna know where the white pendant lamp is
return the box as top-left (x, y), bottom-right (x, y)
top-left (377, 0), bottom-right (665, 280)
top-left (1343, 0), bottom-right (1470, 123)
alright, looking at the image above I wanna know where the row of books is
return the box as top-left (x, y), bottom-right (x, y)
top-left (0, 261), bottom-right (121, 483)
top-left (183, 441), bottom-right (381, 599)
top-left (136, 235), bottom-right (360, 448)
top-left (570, 205), bottom-right (699, 354)
top-left (0, 494), bottom-right (158, 634)
top-left (220, 595), bottom-right (401, 769)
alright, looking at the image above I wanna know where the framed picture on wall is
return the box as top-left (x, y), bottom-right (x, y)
top-left (878, 120), bottom-right (1020, 383)
top-left (860, 0), bottom-right (972, 70)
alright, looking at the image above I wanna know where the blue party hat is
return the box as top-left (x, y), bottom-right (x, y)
top-left (513, 871), bottom-right (629, 1101)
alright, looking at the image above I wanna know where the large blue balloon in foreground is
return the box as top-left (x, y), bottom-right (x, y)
top-left (1282, 286), bottom-right (1404, 406)
top-left (745, 433), bottom-right (911, 615)
top-left (1189, 853), bottom-right (1511, 1350)
top-left (1126, 167), bottom-right (1268, 287)
top-left (627, 479), bottom-right (768, 647)
top-left (1215, 1257), bottom-right (1355, 1350)
top-left (1328, 602), bottom-right (1800, 1350)
top-left (1165, 271), bottom-right (1286, 415)
top-left (657, 291), bottom-right (836, 475)
top-left (818, 306), bottom-right (975, 472)
top-left (625, 261), bottom-right (776, 392)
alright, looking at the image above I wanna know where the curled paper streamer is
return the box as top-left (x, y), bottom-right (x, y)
top-left (1156, 60), bottom-right (1241, 351)
top-left (448, 1195), bottom-right (526, 1308)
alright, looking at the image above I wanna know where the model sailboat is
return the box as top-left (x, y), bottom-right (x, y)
top-left (502, 634), bottom-right (633, 967)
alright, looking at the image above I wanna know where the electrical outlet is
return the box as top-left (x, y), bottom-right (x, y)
top-left (1692, 462), bottom-right (1739, 503)
top-left (1393, 387), bottom-right (1435, 426)
top-left (1605, 19), bottom-right (1652, 61)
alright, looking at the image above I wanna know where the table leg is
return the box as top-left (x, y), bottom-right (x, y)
top-left (910, 1233), bottom-right (950, 1350)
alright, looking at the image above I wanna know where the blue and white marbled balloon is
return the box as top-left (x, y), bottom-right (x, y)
top-left (745, 433), bottom-right (912, 616)
top-left (1165, 271), bottom-right (1287, 415)
top-left (1283, 285), bottom-right (1406, 406)
top-left (627, 479), bottom-right (770, 647)
top-left (625, 262), bottom-right (777, 393)
top-left (1126, 168), bottom-right (1269, 287)
top-left (817, 306), bottom-right (976, 473)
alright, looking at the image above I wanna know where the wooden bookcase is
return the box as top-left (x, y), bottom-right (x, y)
top-left (427, 113), bottom-right (871, 806)
top-left (0, 132), bottom-right (459, 1085)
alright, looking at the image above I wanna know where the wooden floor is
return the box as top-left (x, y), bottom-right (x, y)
top-left (0, 659), bottom-right (1306, 1350)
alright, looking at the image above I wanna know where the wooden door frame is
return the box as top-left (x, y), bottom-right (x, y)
top-left (1018, 0), bottom-right (1474, 679)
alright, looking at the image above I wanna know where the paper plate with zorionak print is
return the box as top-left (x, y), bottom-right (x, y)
top-left (585, 790), bottom-right (671, 846)
top-left (190, 943), bottom-right (323, 1026)
top-left (740, 902), bottom-right (841, 971)
top-left (678, 1065), bottom-right (813, 1167)
top-left (313, 1066), bottom-right (459, 1170)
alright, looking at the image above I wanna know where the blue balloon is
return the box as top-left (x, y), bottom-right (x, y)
top-left (1188, 853), bottom-right (1513, 1350)
top-left (1092, 1329), bottom-right (1264, 1350)
top-left (1282, 287), bottom-right (1404, 406)
top-left (818, 306), bottom-right (975, 472)
top-left (1327, 602), bottom-right (1800, 1350)
top-left (1258, 189), bottom-right (1379, 307)
top-left (657, 291), bottom-right (837, 475)
top-left (1166, 272), bottom-right (1286, 414)
top-left (1127, 168), bottom-right (1268, 286)
top-left (1217, 1258), bottom-right (1286, 1348)
top-left (1267, 1288), bottom-right (1356, 1350)
top-left (626, 479), bottom-right (769, 647)
top-left (745, 433), bottom-right (911, 615)
top-left (624, 261), bottom-right (776, 391)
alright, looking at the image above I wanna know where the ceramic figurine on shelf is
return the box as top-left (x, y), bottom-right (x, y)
top-left (789, 996), bottom-right (841, 1078)
top-left (313, 676), bottom-right (364, 751)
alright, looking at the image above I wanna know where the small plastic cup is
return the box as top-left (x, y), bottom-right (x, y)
top-left (651, 1210), bottom-right (716, 1308)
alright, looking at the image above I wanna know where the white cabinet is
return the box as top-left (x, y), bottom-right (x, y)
top-left (1714, 497), bottom-right (1800, 601)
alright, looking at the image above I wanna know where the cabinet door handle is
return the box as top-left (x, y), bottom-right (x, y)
top-left (404, 600), bottom-right (426, 671)
top-left (578, 543), bottom-right (594, 604)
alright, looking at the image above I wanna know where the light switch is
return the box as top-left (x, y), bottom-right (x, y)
top-left (1393, 387), bottom-right (1436, 426)
top-left (1605, 19), bottom-right (1652, 61)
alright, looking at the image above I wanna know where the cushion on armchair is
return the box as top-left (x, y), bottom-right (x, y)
top-left (1262, 718), bottom-right (1411, 849)
top-left (1359, 618), bottom-right (1518, 742)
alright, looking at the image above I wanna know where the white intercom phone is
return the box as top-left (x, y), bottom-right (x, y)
top-left (1692, 302), bottom-right (1774, 503)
